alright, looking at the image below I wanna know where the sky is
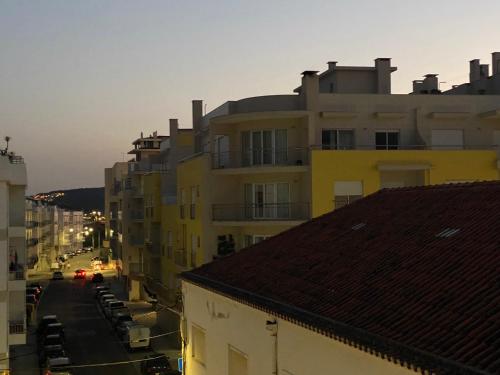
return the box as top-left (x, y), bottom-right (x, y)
top-left (1, 0), bottom-right (499, 194)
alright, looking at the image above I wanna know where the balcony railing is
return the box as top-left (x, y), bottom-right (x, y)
top-left (212, 147), bottom-right (309, 169)
top-left (26, 221), bottom-right (39, 228)
top-left (129, 211), bottom-right (144, 221)
top-left (26, 238), bottom-right (39, 247)
top-left (129, 235), bottom-right (144, 246)
top-left (9, 320), bottom-right (25, 334)
top-left (212, 203), bottom-right (310, 221)
top-left (9, 264), bottom-right (25, 281)
top-left (174, 250), bottom-right (188, 267)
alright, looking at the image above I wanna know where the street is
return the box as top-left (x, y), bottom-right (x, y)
top-left (13, 252), bottom-right (159, 375)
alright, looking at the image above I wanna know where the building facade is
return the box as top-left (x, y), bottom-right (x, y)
top-left (0, 150), bottom-right (27, 372)
top-left (105, 54), bottom-right (500, 310)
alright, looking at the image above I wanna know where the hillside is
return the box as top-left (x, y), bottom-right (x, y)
top-left (32, 187), bottom-right (104, 212)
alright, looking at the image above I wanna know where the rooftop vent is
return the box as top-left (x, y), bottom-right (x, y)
top-left (436, 228), bottom-right (460, 238)
top-left (351, 223), bottom-right (366, 230)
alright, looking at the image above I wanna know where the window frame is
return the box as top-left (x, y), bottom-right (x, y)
top-left (375, 130), bottom-right (400, 150)
top-left (321, 129), bottom-right (355, 150)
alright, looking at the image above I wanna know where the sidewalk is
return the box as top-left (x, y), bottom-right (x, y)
top-left (108, 276), bottom-right (182, 371)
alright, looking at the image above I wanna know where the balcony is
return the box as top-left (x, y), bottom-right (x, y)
top-left (130, 210), bottom-right (144, 221)
top-left (9, 264), bottom-right (25, 281)
top-left (212, 147), bottom-right (309, 170)
top-left (26, 238), bottom-right (39, 247)
top-left (212, 203), bottom-right (310, 222)
top-left (9, 320), bottom-right (25, 334)
top-left (129, 235), bottom-right (144, 246)
top-left (26, 220), bottom-right (39, 228)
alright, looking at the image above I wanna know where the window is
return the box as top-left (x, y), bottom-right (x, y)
top-left (322, 129), bottom-right (354, 150)
top-left (191, 234), bottom-right (197, 267)
top-left (375, 131), bottom-right (399, 150)
top-left (244, 183), bottom-right (290, 219)
top-left (241, 129), bottom-right (288, 166)
top-left (431, 130), bottom-right (464, 150)
top-left (334, 181), bottom-right (363, 209)
top-left (214, 135), bottom-right (230, 168)
top-left (167, 231), bottom-right (173, 259)
top-left (190, 187), bottom-right (196, 219)
top-left (179, 189), bottom-right (186, 219)
top-left (228, 346), bottom-right (248, 375)
top-left (191, 325), bottom-right (206, 365)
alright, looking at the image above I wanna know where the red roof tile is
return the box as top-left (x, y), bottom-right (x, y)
top-left (183, 182), bottom-right (500, 374)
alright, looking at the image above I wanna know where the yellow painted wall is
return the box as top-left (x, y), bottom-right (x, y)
top-left (177, 155), bottom-right (209, 268)
top-left (161, 203), bottom-right (178, 288)
top-left (312, 150), bottom-right (499, 216)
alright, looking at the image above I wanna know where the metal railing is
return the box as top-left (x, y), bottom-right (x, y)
top-left (129, 235), bottom-right (144, 246)
top-left (129, 211), bottom-right (144, 221)
top-left (212, 147), bottom-right (309, 169)
top-left (9, 320), bottom-right (25, 334)
top-left (313, 144), bottom-right (500, 151)
top-left (212, 203), bottom-right (310, 221)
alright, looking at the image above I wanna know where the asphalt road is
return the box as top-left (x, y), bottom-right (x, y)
top-left (36, 252), bottom-right (140, 375)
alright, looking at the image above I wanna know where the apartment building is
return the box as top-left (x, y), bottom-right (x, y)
top-left (181, 181), bottom-right (500, 375)
top-left (0, 150), bottom-right (27, 371)
top-left (105, 53), bottom-right (500, 310)
top-left (173, 55), bottom-right (500, 279)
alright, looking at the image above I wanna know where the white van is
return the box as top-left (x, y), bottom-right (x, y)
top-left (123, 322), bottom-right (150, 350)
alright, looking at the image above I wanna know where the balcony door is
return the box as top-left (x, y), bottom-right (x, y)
top-left (244, 183), bottom-right (290, 219)
top-left (214, 135), bottom-right (230, 168)
top-left (241, 129), bottom-right (287, 166)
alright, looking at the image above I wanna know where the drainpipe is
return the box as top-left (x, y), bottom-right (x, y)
top-left (266, 319), bottom-right (278, 375)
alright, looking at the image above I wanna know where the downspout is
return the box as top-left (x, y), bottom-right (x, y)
top-left (266, 318), bottom-right (278, 375)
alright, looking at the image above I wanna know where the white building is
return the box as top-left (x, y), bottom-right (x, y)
top-left (0, 150), bottom-right (27, 372)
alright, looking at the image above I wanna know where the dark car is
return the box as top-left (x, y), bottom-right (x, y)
top-left (140, 353), bottom-right (177, 375)
top-left (38, 323), bottom-right (65, 343)
top-left (38, 344), bottom-right (66, 367)
top-left (73, 269), bottom-right (86, 279)
top-left (37, 315), bottom-right (59, 336)
top-left (27, 282), bottom-right (43, 292)
top-left (26, 294), bottom-right (38, 306)
top-left (38, 333), bottom-right (65, 354)
top-left (112, 312), bottom-right (133, 328)
top-left (91, 273), bottom-right (104, 283)
top-left (52, 271), bottom-right (64, 280)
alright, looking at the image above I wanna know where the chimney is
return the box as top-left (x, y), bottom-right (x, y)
top-left (375, 58), bottom-right (392, 94)
top-left (423, 74), bottom-right (439, 92)
top-left (327, 61), bottom-right (337, 70)
top-left (480, 64), bottom-right (489, 78)
top-left (412, 80), bottom-right (424, 94)
top-left (470, 59), bottom-right (480, 82)
top-left (169, 119), bottom-right (178, 141)
top-left (492, 52), bottom-right (500, 75)
top-left (300, 71), bottom-right (319, 110)
top-left (192, 100), bottom-right (203, 153)
top-left (192, 100), bottom-right (203, 131)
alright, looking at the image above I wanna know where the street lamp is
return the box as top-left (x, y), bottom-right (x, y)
top-left (89, 228), bottom-right (95, 249)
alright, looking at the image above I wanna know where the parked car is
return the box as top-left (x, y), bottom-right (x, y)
top-left (95, 289), bottom-right (111, 300)
top-left (111, 312), bottom-right (133, 328)
top-left (37, 315), bottom-right (59, 336)
top-left (38, 323), bottom-right (65, 343)
top-left (120, 322), bottom-right (150, 350)
top-left (91, 273), bottom-right (104, 283)
top-left (140, 353), bottom-right (177, 375)
top-left (43, 357), bottom-right (72, 375)
top-left (94, 286), bottom-right (109, 297)
top-left (27, 282), bottom-right (43, 292)
top-left (73, 269), bottom-right (86, 279)
top-left (26, 294), bottom-right (38, 306)
top-left (39, 333), bottom-right (65, 354)
top-left (52, 271), bottom-right (64, 280)
top-left (76, 249), bottom-right (82, 255)
top-left (38, 344), bottom-right (66, 367)
top-left (98, 294), bottom-right (115, 307)
top-left (26, 286), bottom-right (41, 299)
top-left (104, 301), bottom-right (126, 319)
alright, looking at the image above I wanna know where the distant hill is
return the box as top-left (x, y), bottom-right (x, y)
top-left (32, 187), bottom-right (104, 212)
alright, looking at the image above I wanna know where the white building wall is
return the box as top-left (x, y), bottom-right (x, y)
top-left (183, 282), bottom-right (416, 375)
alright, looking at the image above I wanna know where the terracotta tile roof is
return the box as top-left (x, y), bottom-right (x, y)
top-left (183, 182), bottom-right (500, 374)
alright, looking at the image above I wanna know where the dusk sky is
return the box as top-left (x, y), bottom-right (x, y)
top-left (1, 0), bottom-right (499, 194)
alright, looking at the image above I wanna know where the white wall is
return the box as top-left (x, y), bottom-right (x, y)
top-left (182, 282), bottom-right (417, 375)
